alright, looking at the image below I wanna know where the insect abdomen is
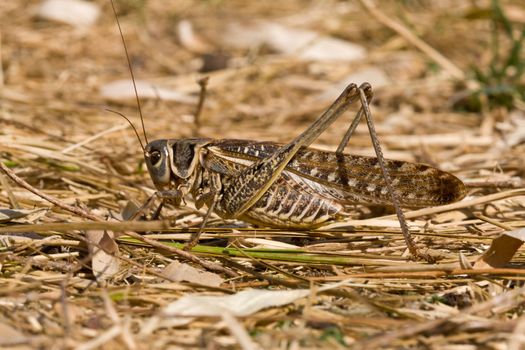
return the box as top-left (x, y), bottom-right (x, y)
top-left (240, 177), bottom-right (344, 229)
top-left (211, 139), bottom-right (466, 208)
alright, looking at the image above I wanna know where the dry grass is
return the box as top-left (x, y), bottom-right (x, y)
top-left (1, 0), bottom-right (525, 348)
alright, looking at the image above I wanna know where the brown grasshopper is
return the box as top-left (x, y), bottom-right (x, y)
top-left (110, 2), bottom-right (466, 259)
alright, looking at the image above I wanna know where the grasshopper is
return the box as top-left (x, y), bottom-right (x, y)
top-left (110, 2), bottom-right (466, 259)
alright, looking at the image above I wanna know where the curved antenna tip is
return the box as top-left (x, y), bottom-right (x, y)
top-left (105, 108), bottom-right (146, 152)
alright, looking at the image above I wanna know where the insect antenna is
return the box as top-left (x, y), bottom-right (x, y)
top-left (109, 0), bottom-right (149, 146)
top-left (106, 109), bottom-right (145, 152)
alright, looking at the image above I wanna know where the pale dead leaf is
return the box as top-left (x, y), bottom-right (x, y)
top-left (474, 228), bottom-right (525, 268)
top-left (37, 0), bottom-right (100, 29)
top-left (162, 289), bottom-right (311, 317)
top-left (177, 20), bottom-right (212, 54)
top-left (142, 280), bottom-right (356, 334)
top-left (86, 230), bottom-right (120, 281)
top-left (162, 261), bottom-right (224, 287)
top-left (298, 36), bottom-right (367, 61)
top-left (142, 288), bottom-right (311, 333)
top-left (224, 21), bottom-right (366, 62)
top-left (100, 80), bottom-right (198, 104)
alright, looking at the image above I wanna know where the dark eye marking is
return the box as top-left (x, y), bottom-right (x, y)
top-left (149, 150), bottom-right (161, 165)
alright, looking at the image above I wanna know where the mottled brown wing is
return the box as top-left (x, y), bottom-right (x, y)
top-left (206, 139), bottom-right (466, 208)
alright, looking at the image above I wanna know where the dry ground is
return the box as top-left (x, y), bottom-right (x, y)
top-left (1, 0), bottom-right (525, 349)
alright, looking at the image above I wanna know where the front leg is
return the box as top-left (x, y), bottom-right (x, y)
top-left (130, 189), bottom-right (184, 221)
top-left (183, 171), bottom-right (223, 250)
top-left (131, 187), bottom-right (221, 250)
top-left (184, 191), bottom-right (221, 250)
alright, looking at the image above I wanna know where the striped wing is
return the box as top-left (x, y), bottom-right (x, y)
top-left (205, 139), bottom-right (466, 208)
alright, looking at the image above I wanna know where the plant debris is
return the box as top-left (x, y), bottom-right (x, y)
top-left (1, 0), bottom-right (525, 348)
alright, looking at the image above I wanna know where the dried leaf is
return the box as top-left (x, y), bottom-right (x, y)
top-left (0, 208), bottom-right (46, 223)
top-left (37, 0), bottom-right (100, 29)
top-left (298, 36), bottom-right (367, 61)
top-left (142, 281), bottom-right (352, 334)
top-left (224, 21), bottom-right (366, 62)
top-left (100, 80), bottom-right (198, 104)
top-left (162, 261), bottom-right (224, 287)
top-left (162, 288), bottom-right (311, 317)
top-left (142, 288), bottom-right (312, 333)
top-left (177, 20), bottom-right (212, 54)
top-left (120, 201), bottom-right (140, 221)
top-left (86, 230), bottom-right (120, 282)
top-left (474, 228), bottom-right (525, 268)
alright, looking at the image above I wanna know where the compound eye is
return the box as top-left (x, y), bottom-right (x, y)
top-left (149, 150), bottom-right (162, 166)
